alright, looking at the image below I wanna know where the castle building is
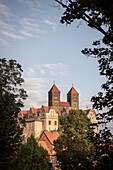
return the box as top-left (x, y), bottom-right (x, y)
top-left (19, 83), bottom-right (98, 142)
top-left (48, 84), bottom-right (79, 117)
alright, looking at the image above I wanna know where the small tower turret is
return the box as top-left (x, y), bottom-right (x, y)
top-left (67, 86), bottom-right (79, 109)
top-left (48, 83), bottom-right (60, 107)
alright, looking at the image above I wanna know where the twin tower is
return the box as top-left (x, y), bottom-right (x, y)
top-left (48, 84), bottom-right (79, 110)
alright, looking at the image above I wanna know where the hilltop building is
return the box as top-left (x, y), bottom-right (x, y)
top-left (19, 83), bottom-right (98, 142)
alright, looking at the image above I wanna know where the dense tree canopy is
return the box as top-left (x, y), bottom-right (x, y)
top-left (16, 134), bottom-right (50, 170)
top-left (55, 0), bottom-right (113, 121)
top-left (55, 0), bottom-right (113, 125)
top-left (54, 1), bottom-right (113, 169)
top-left (0, 58), bottom-right (27, 169)
top-left (54, 110), bottom-right (96, 169)
top-left (55, 0), bottom-right (113, 44)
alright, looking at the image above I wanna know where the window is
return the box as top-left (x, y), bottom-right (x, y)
top-left (42, 120), bottom-right (44, 125)
top-left (29, 123), bottom-right (31, 129)
top-left (49, 120), bottom-right (51, 125)
top-left (54, 121), bottom-right (57, 125)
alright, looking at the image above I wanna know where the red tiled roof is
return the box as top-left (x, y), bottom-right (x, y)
top-left (31, 108), bottom-right (41, 114)
top-left (38, 141), bottom-right (51, 155)
top-left (21, 110), bottom-right (29, 119)
top-left (60, 102), bottom-right (70, 107)
top-left (44, 131), bottom-right (59, 144)
top-left (43, 106), bottom-right (58, 113)
top-left (67, 87), bottom-right (79, 95)
top-left (84, 109), bottom-right (97, 117)
top-left (21, 110), bottom-right (29, 115)
top-left (48, 84), bottom-right (60, 93)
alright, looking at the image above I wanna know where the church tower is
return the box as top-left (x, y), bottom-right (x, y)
top-left (67, 86), bottom-right (79, 109)
top-left (48, 84), bottom-right (60, 107)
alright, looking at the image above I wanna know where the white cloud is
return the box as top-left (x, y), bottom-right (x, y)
top-left (0, 38), bottom-right (10, 46)
top-left (20, 30), bottom-right (33, 37)
top-left (80, 98), bottom-right (92, 110)
top-left (50, 71), bottom-right (56, 76)
top-left (18, 0), bottom-right (42, 12)
top-left (22, 77), bottom-right (48, 109)
top-left (43, 63), bottom-right (68, 76)
top-left (39, 69), bottom-right (45, 75)
top-left (0, 3), bottom-right (12, 17)
top-left (23, 90), bottom-right (47, 109)
top-left (0, 19), bottom-right (14, 30)
top-left (0, 30), bottom-right (25, 40)
top-left (20, 17), bottom-right (45, 35)
top-left (44, 19), bottom-right (57, 30)
top-left (18, 0), bottom-right (34, 6)
top-left (44, 63), bottom-right (68, 70)
top-left (23, 78), bottom-right (46, 90)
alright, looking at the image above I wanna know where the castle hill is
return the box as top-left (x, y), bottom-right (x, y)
top-left (0, 0), bottom-right (113, 169)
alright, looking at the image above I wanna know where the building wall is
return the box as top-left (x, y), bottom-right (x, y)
top-left (45, 109), bottom-right (58, 131)
top-left (48, 91), bottom-right (60, 107)
top-left (34, 121), bottom-right (42, 138)
top-left (23, 120), bottom-right (34, 142)
top-left (87, 110), bottom-right (98, 134)
top-left (67, 93), bottom-right (79, 109)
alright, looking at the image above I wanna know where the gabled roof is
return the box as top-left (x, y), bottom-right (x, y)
top-left (21, 110), bottom-right (29, 119)
top-left (48, 84), bottom-right (60, 93)
top-left (67, 87), bottom-right (79, 95)
top-left (43, 106), bottom-right (58, 113)
top-left (21, 110), bottom-right (29, 114)
top-left (60, 102), bottom-right (70, 107)
top-left (38, 141), bottom-right (51, 155)
top-left (40, 131), bottom-right (59, 145)
top-left (31, 108), bottom-right (41, 114)
top-left (84, 109), bottom-right (97, 117)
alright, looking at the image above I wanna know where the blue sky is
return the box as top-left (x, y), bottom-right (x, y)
top-left (0, 0), bottom-right (106, 110)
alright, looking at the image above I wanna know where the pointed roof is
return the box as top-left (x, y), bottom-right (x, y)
top-left (67, 86), bottom-right (79, 95)
top-left (42, 106), bottom-right (58, 113)
top-left (48, 84), bottom-right (60, 93)
top-left (84, 109), bottom-right (97, 117)
top-left (41, 131), bottom-right (59, 144)
top-left (31, 108), bottom-right (41, 114)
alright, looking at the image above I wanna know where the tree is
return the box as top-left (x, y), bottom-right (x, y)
top-left (16, 134), bottom-right (50, 170)
top-left (55, 0), bottom-right (113, 122)
top-left (55, 0), bottom-right (113, 44)
top-left (0, 58), bottom-right (27, 169)
top-left (54, 110), bottom-right (96, 169)
top-left (54, 0), bottom-right (113, 168)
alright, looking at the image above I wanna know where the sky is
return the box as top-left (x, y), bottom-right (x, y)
top-left (0, 0), bottom-right (107, 110)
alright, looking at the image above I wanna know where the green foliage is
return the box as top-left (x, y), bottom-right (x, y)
top-left (0, 58), bottom-right (27, 169)
top-left (55, 0), bottom-right (113, 123)
top-left (55, 0), bottom-right (113, 44)
top-left (16, 134), bottom-right (50, 170)
top-left (54, 110), bottom-right (96, 169)
top-left (55, 1), bottom-right (113, 169)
